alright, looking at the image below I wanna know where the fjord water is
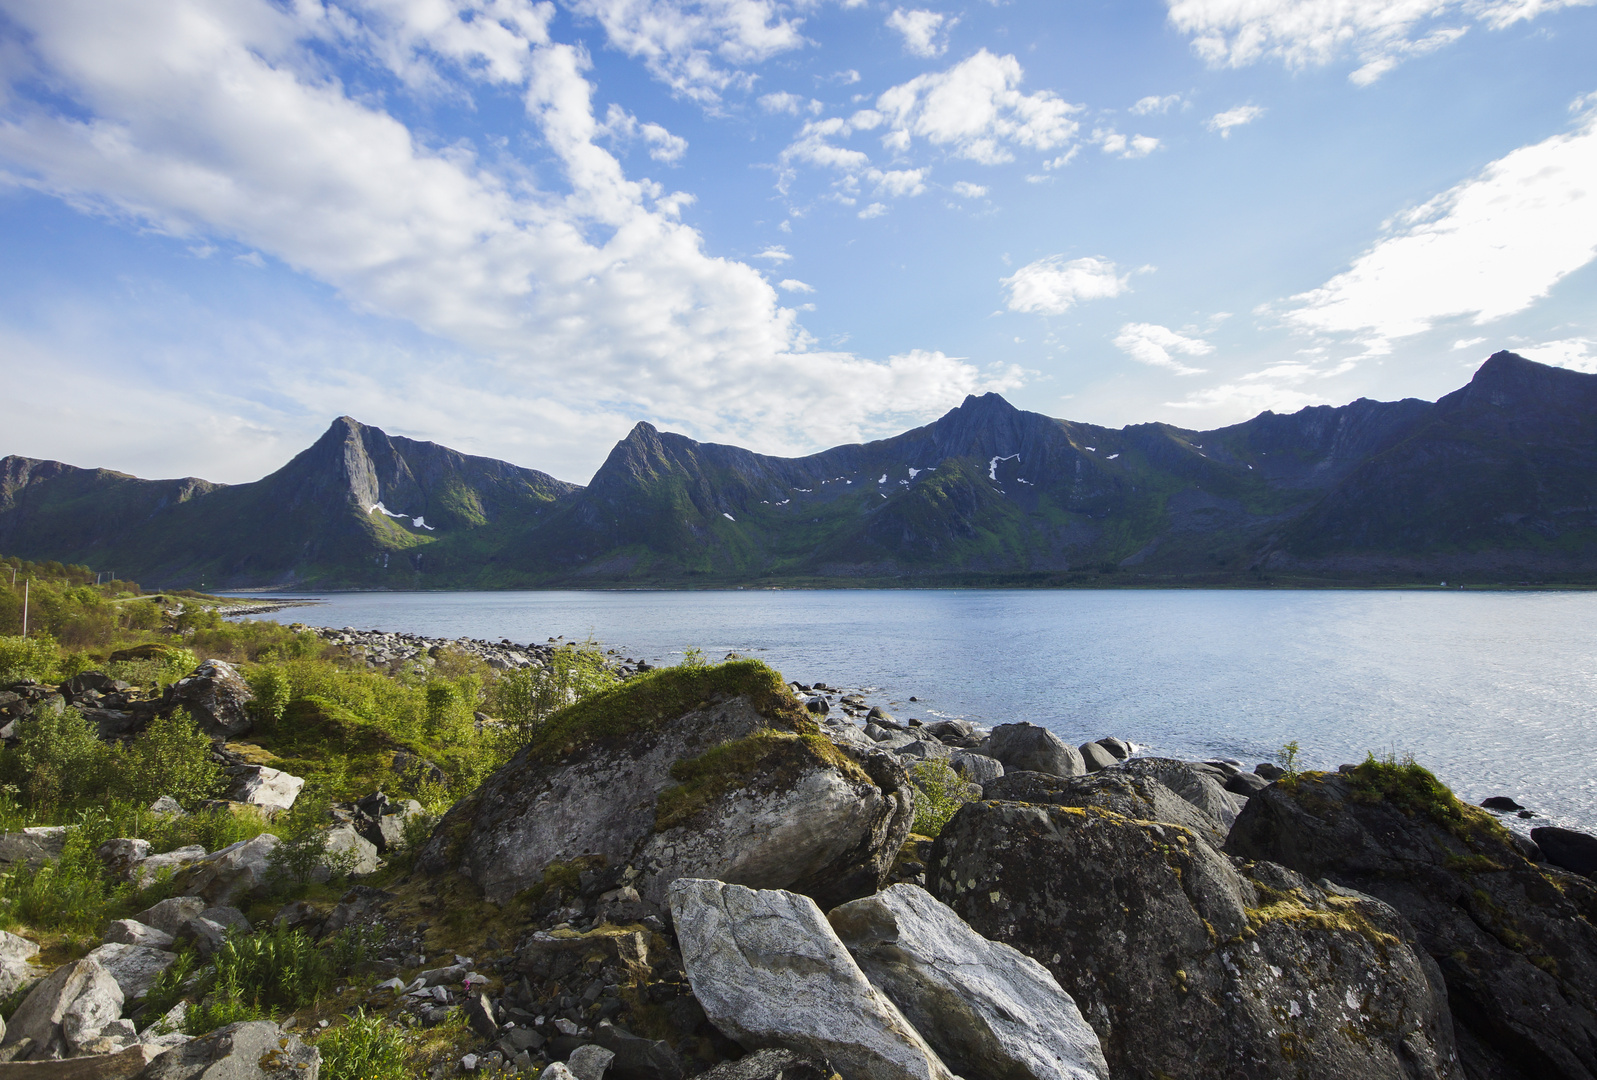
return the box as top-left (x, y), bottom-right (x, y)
top-left (254, 589), bottom-right (1597, 832)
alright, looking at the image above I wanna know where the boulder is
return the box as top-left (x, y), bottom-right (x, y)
top-left (173, 834), bottom-right (280, 906)
top-left (669, 879), bottom-right (958, 1080)
top-left (134, 846), bottom-right (208, 888)
top-left (132, 897), bottom-right (208, 937)
top-left (983, 724), bottom-right (1083, 777)
top-left (1481, 796), bottom-right (1526, 811)
top-left (221, 766), bottom-right (304, 815)
top-left (948, 752), bottom-right (1003, 785)
top-left (932, 800), bottom-right (1461, 1080)
top-left (102, 920), bottom-right (175, 950)
top-left (149, 796), bottom-right (186, 817)
top-left (593, 1020), bottom-right (684, 1080)
top-left (1076, 742), bottom-right (1117, 773)
top-left (828, 884), bottom-right (1108, 1080)
top-left (0, 827), bottom-right (68, 869)
top-left (139, 1019), bottom-right (320, 1079)
top-left (1224, 771), bottom-right (1270, 797)
top-left (1531, 826), bottom-right (1597, 877)
top-left (896, 740), bottom-right (950, 761)
top-left (0, 929), bottom-right (41, 998)
top-left (95, 839), bottom-right (152, 883)
top-left (0, 1043), bottom-right (161, 1076)
top-left (982, 769), bottom-right (1231, 847)
top-left (697, 1049), bottom-right (834, 1080)
top-left (82, 943), bottom-right (176, 1002)
top-left (1094, 737), bottom-right (1131, 760)
top-left (1, 958), bottom-right (124, 1060)
top-left (1112, 757), bottom-right (1247, 833)
top-left (1254, 762), bottom-right (1284, 781)
top-left (320, 824), bottom-right (381, 876)
top-left (417, 662), bottom-right (914, 910)
top-left (1227, 770), bottom-right (1597, 1080)
top-left (569, 1043), bottom-right (617, 1080)
top-left (920, 720), bottom-right (975, 742)
top-left (162, 660), bottom-right (254, 739)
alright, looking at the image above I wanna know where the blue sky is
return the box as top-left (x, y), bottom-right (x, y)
top-left (1, 0), bottom-right (1593, 485)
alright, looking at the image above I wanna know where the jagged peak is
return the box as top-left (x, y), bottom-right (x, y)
top-left (956, 392), bottom-right (1020, 415)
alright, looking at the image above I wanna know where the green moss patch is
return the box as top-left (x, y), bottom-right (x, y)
top-left (527, 659), bottom-right (809, 763)
top-left (1346, 754), bottom-right (1465, 829)
top-left (1246, 884), bottom-right (1398, 947)
top-left (654, 729), bottom-right (870, 831)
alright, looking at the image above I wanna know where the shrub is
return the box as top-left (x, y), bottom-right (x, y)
top-left (0, 706), bottom-right (116, 812)
top-left (181, 924), bottom-right (378, 1034)
top-left (0, 634), bottom-right (59, 684)
top-left (488, 641), bottom-right (617, 738)
top-left (316, 1009), bottom-right (412, 1080)
top-left (909, 759), bottom-right (979, 838)
top-left (247, 666), bottom-right (292, 726)
top-left (117, 710), bottom-right (227, 809)
top-left (0, 824), bottom-right (117, 933)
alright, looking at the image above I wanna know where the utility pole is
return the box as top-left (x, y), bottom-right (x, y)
top-left (22, 578), bottom-right (28, 638)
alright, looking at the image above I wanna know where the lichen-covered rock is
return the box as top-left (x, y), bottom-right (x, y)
top-left (418, 662), bottom-right (913, 909)
top-left (669, 879), bottom-right (957, 1080)
top-left (132, 898), bottom-right (208, 937)
top-left (103, 919), bottom-right (175, 950)
top-left (161, 660), bottom-right (254, 739)
top-left (139, 1019), bottom-right (319, 1079)
top-left (982, 724), bottom-right (1083, 777)
top-left (932, 800), bottom-right (1461, 1080)
top-left (1112, 757), bottom-right (1247, 833)
top-left (95, 839), bottom-right (152, 882)
top-left (83, 943), bottom-right (176, 1002)
top-left (1226, 768), bottom-right (1597, 1080)
top-left (0, 928), bottom-right (41, 998)
top-left (221, 766), bottom-right (304, 815)
top-left (173, 834), bottom-right (279, 907)
top-left (134, 845), bottom-right (207, 887)
top-left (828, 884), bottom-right (1109, 1080)
top-left (983, 768), bottom-right (1231, 847)
top-left (0, 826), bottom-right (67, 869)
top-left (1, 957), bottom-right (124, 1060)
top-left (320, 824), bottom-right (381, 877)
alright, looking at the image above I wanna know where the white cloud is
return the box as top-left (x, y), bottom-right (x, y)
top-left (0, 0), bottom-right (1015, 465)
top-left (566, 0), bottom-right (810, 104)
top-left (1002, 255), bottom-right (1129, 315)
top-left (759, 91), bottom-right (821, 115)
top-left (1516, 337), bottom-right (1597, 373)
top-left (1130, 93), bottom-right (1182, 115)
top-left (1452, 336), bottom-right (1486, 350)
top-left (886, 8), bottom-right (955, 57)
top-left (778, 278), bottom-right (814, 292)
top-left (1167, 0), bottom-right (1591, 84)
top-left (602, 104), bottom-right (688, 162)
top-left (1207, 104), bottom-right (1263, 136)
top-left (1093, 129), bottom-right (1160, 158)
top-left (1165, 357), bottom-right (1355, 415)
top-left (859, 202), bottom-right (888, 218)
top-left (876, 50), bottom-right (1081, 165)
top-left (1286, 110), bottom-right (1597, 347)
top-left (952, 180), bottom-right (987, 198)
top-left (1113, 323), bottom-right (1212, 375)
top-left (869, 167), bottom-right (927, 196)
top-left (754, 245), bottom-right (793, 261)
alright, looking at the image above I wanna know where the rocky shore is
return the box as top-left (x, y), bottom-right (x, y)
top-left (2, 650), bottom-right (1596, 1079)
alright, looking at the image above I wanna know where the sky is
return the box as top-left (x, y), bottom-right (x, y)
top-left (0, 0), bottom-right (1594, 486)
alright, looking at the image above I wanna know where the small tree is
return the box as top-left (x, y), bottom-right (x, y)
top-left (119, 710), bottom-right (226, 808)
top-left (0, 706), bottom-right (115, 812)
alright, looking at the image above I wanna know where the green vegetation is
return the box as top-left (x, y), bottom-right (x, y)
top-left (908, 759), bottom-right (979, 838)
top-left (315, 1008), bottom-right (414, 1080)
top-left (1345, 753), bottom-right (1465, 829)
top-left (654, 729), bottom-right (867, 831)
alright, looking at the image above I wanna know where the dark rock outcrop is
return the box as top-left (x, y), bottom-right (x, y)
top-left (160, 661), bottom-right (253, 738)
top-left (982, 724), bottom-right (1084, 778)
top-left (1226, 769), bottom-right (1597, 1080)
top-left (932, 800), bottom-right (1461, 1080)
top-left (1532, 826), bottom-right (1597, 878)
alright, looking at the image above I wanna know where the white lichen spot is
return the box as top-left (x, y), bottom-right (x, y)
top-left (1289, 1000), bottom-right (1302, 1018)
top-left (1345, 988), bottom-right (1359, 1010)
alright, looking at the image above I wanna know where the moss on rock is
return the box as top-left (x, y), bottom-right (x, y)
top-left (654, 729), bottom-right (870, 832)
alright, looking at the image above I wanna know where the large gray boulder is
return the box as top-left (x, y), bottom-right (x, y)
top-left (139, 1019), bottom-right (319, 1079)
top-left (132, 898), bottom-right (208, 937)
top-left (669, 879), bottom-right (958, 1080)
top-left (983, 724), bottom-right (1083, 777)
top-left (221, 766), bottom-right (304, 815)
top-left (418, 662), bottom-right (915, 909)
top-left (134, 845), bottom-right (208, 888)
top-left (1227, 769), bottom-right (1597, 1080)
top-left (931, 800), bottom-right (1462, 1080)
top-left (697, 1049), bottom-right (833, 1080)
top-left (983, 768), bottom-right (1232, 847)
top-left (1112, 758), bottom-right (1247, 833)
top-left (174, 834), bottom-right (279, 906)
top-left (1, 957), bottom-right (124, 1060)
top-left (83, 943), bottom-right (176, 1002)
top-left (828, 884), bottom-right (1109, 1080)
top-left (103, 920), bottom-right (175, 950)
top-left (162, 660), bottom-right (254, 738)
top-left (0, 827), bottom-right (67, 870)
top-left (320, 824), bottom-right (381, 877)
top-left (948, 752), bottom-right (1003, 785)
top-left (0, 928), bottom-right (41, 997)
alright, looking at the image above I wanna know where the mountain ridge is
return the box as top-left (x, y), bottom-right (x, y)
top-left (4, 351), bottom-right (1594, 588)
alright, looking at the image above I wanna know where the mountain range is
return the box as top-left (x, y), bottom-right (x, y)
top-left (3, 350), bottom-right (1594, 589)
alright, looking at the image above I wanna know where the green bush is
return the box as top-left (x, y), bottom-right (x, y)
top-left (0, 824), bottom-right (116, 933)
top-left (488, 641), bottom-right (618, 738)
top-left (316, 1009), bottom-right (412, 1080)
top-left (0, 706), bottom-right (116, 812)
top-left (0, 634), bottom-right (59, 684)
top-left (246, 666), bottom-right (291, 726)
top-left (179, 924), bottom-right (379, 1034)
top-left (117, 710), bottom-right (226, 808)
top-left (909, 759), bottom-right (979, 838)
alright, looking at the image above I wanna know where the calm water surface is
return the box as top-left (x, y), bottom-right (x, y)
top-left (237, 589), bottom-right (1597, 833)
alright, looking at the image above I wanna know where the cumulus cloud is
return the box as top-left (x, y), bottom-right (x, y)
top-left (1002, 255), bottom-right (1129, 315)
top-left (1113, 323), bottom-right (1212, 375)
top-left (1285, 109), bottom-right (1597, 347)
top-left (602, 104), bottom-right (689, 162)
top-left (1130, 93), bottom-right (1182, 115)
top-left (567, 0), bottom-right (809, 104)
top-left (1207, 104), bottom-right (1263, 136)
top-left (754, 245), bottom-right (793, 261)
top-left (1517, 337), bottom-right (1597, 373)
top-left (952, 180), bottom-right (987, 198)
top-left (859, 202), bottom-right (888, 218)
top-left (876, 50), bottom-right (1081, 165)
top-left (0, 0), bottom-right (1015, 463)
top-left (1094, 129), bottom-right (1161, 158)
top-left (778, 278), bottom-right (814, 292)
top-left (1166, 0), bottom-right (1591, 85)
top-left (886, 8), bottom-right (955, 57)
